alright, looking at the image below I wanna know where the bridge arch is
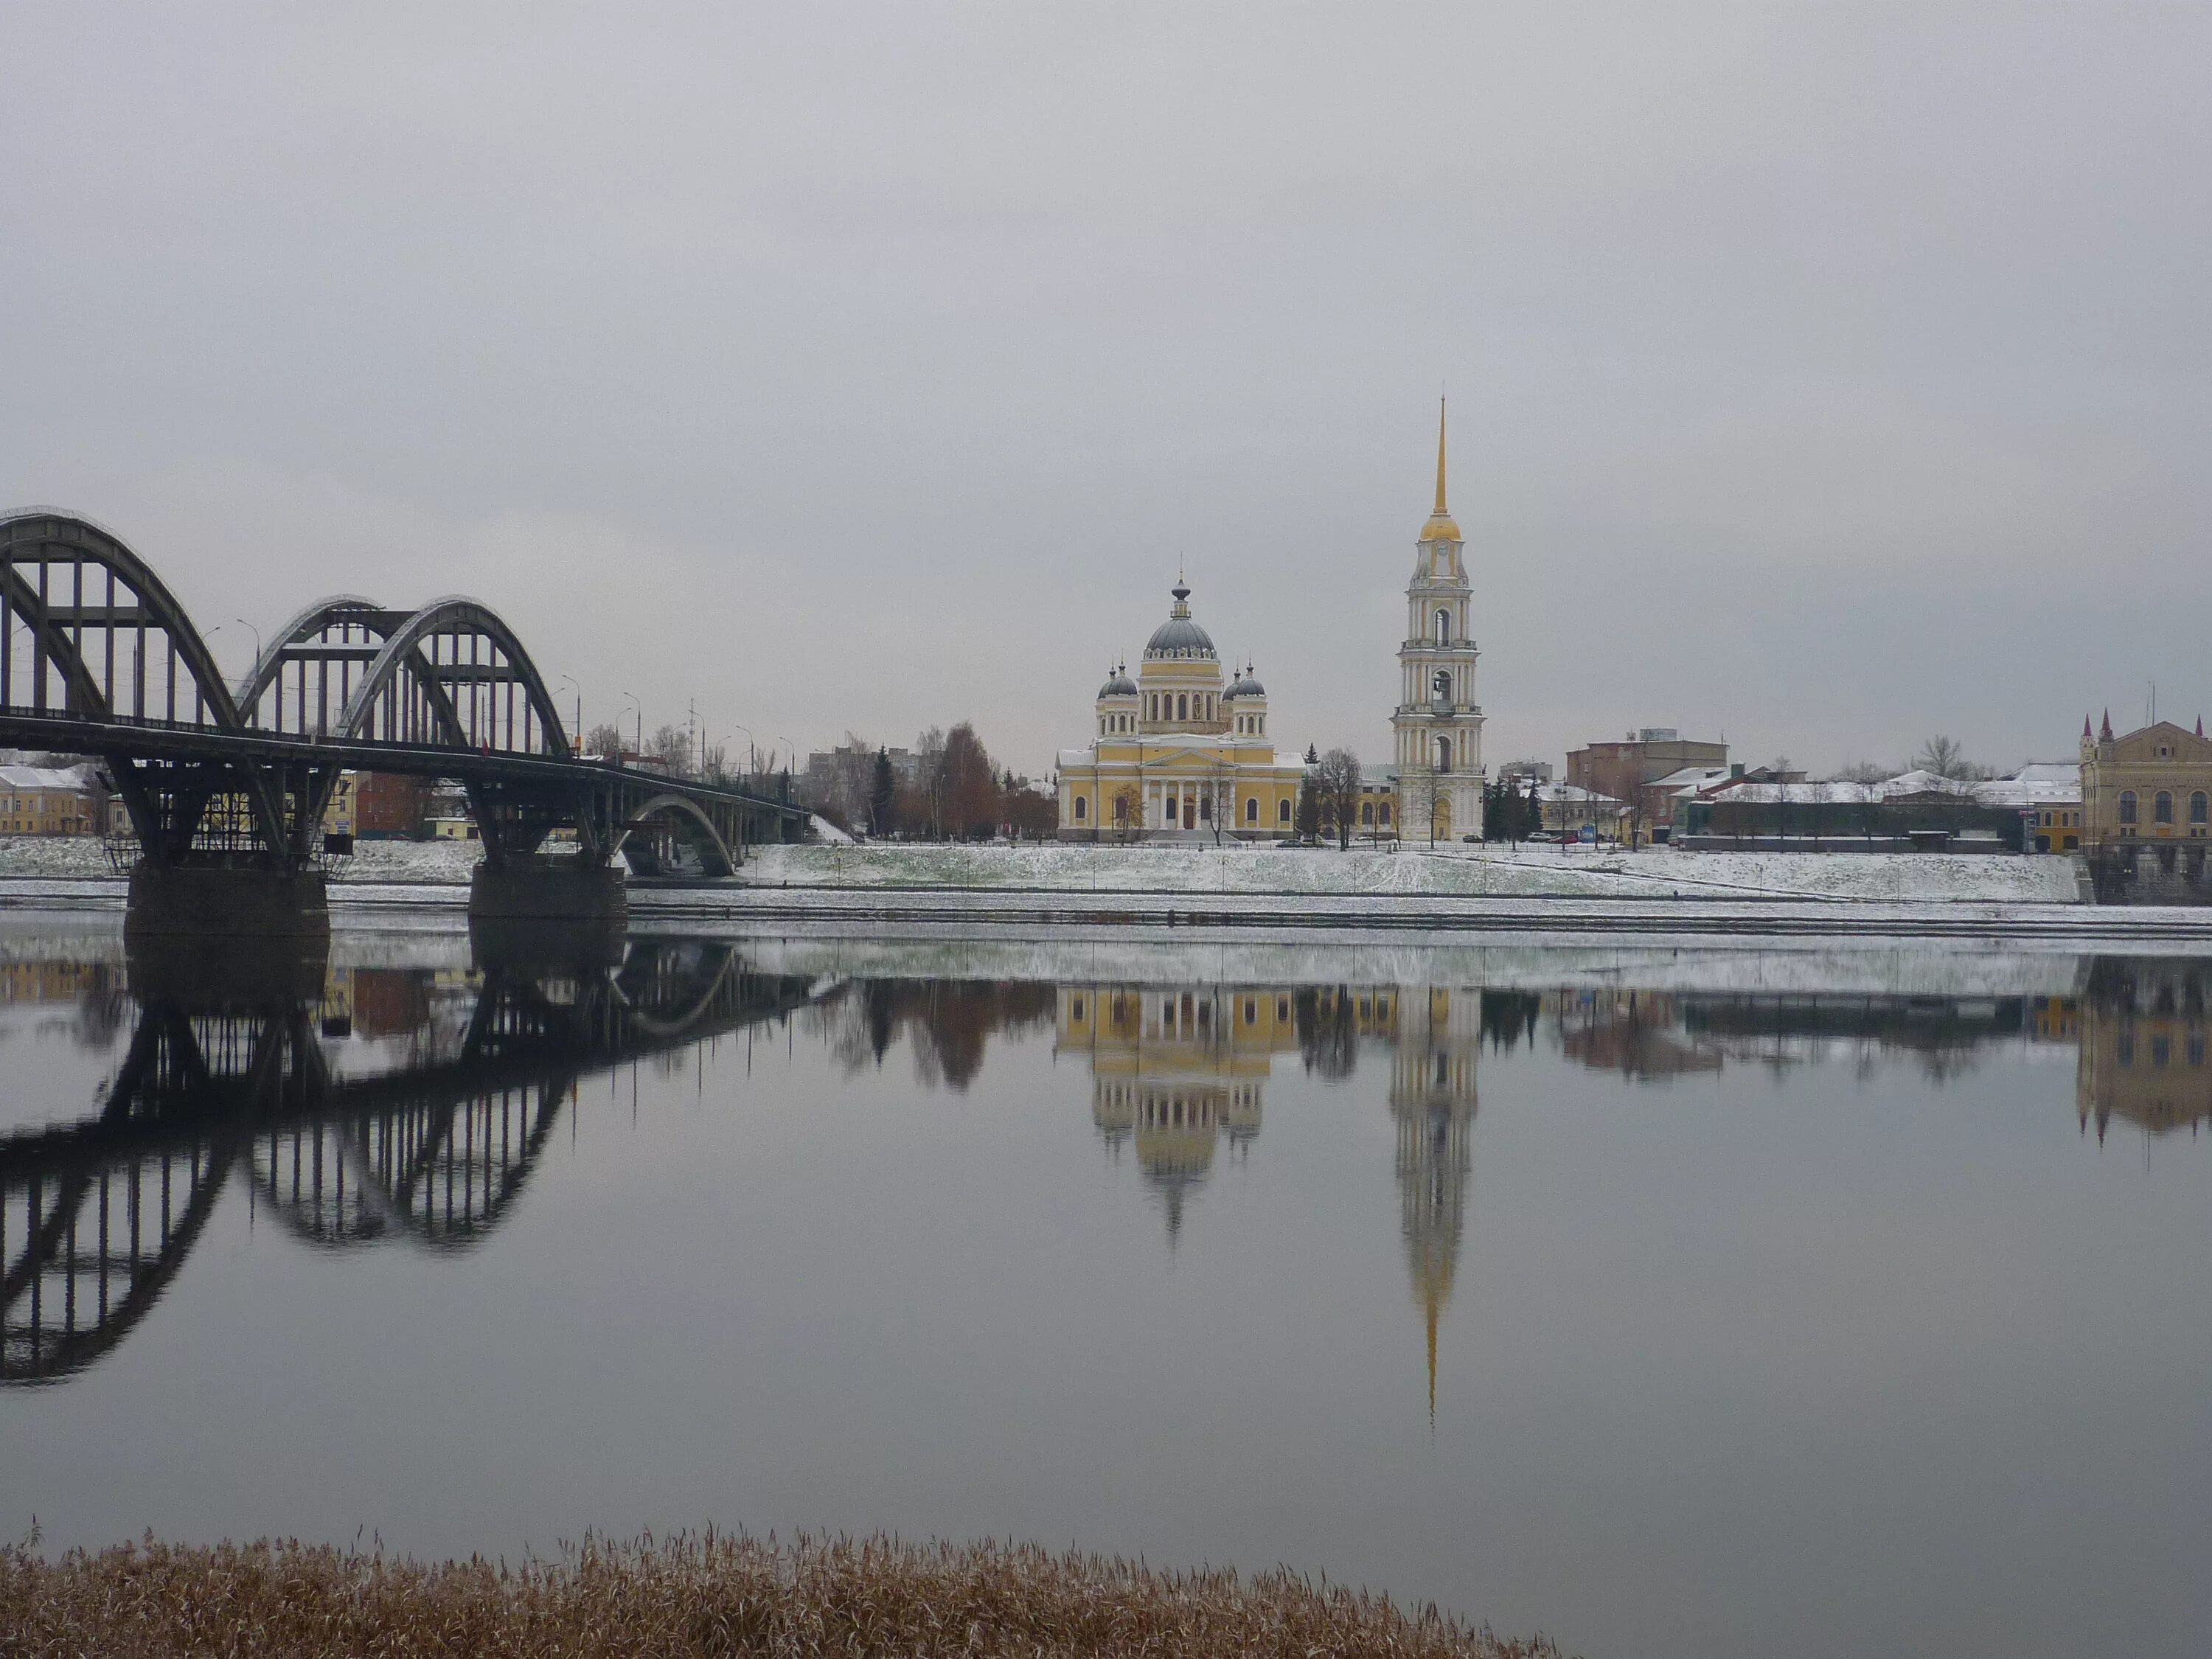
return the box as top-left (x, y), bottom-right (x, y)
top-left (336, 597), bottom-right (570, 759)
top-left (0, 511), bottom-right (243, 730)
top-left (235, 594), bottom-right (391, 731)
top-left (613, 941), bottom-right (742, 1037)
top-left (1, 1139), bottom-right (234, 1385)
top-left (615, 793), bottom-right (738, 879)
top-left (0, 513), bottom-right (296, 860)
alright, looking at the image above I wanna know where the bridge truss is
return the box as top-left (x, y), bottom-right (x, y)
top-left (0, 511), bottom-right (802, 877)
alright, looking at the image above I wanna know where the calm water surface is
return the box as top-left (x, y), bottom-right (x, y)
top-left (2, 922), bottom-right (2207, 1659)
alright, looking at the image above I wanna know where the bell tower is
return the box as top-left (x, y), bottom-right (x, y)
top-left (1393, 401), bottom-right (1485, 842)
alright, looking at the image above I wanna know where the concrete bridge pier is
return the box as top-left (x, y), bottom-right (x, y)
top-left (125, 864), bottom-right (331, 939)
top-left (469, 856), bottom-right (628, 923)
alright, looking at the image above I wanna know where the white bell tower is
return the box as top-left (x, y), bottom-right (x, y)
top-left (1393, 401), bottom-right (1485, 842)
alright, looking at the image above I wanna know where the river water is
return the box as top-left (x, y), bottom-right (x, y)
top-left (1, 919), bottom-right (2206, 1658)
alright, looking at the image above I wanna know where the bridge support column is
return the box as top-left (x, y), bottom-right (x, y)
top-left (469, 856), bottom-right (628, 923)
top-left (125, 864), bottom-right (330, 939)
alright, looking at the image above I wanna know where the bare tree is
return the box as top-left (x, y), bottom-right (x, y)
top-left (936, 723), bottom-right (1001, 840)
top-left (1110, 781), bottom-right (1142, 842)
top-left (912, 726), bottom-right (947, 838)
top-left (646, 722), bottom-right (695, 778)
top-left (1208, 754), bottom-right (1238, 844)
top-left (1837, 759), bottom-right (1891, 785)
top-left (1400, 762), bottom-right (1438, 847)
top-left (1913, 735), bottom-right (1969, 779)
top-left (582, 722), bottom-right (625, 761)
top-left (1315, 748), bottom-right (1363, 851)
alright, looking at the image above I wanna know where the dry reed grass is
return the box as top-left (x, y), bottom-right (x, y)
top-left (0, 1531), bottom-right (1567, 1658)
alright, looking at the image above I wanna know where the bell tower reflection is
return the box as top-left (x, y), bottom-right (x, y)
top-left (1390, 986), bottom-right (1481, 1419)
top-left (1059, 984), bottom-right (1295, 1244)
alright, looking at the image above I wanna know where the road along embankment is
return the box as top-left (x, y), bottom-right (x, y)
top-left (619, 883), bottom-right (2212, 943)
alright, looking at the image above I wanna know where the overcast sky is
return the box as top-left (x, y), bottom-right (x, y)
top-left (5, 4), bottom-right (2206, 779)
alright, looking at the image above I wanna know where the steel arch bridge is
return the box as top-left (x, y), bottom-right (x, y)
top-left (0, 940), bottom-right (821, 1383)
top-left (0, 510), bottom-right (802, 884)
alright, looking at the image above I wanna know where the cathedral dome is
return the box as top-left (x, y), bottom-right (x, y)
top-left (1097, 664), bottom-right (1137, 698)
top-left (1143, 581), bottom-right (1217, 660)
top-left (1225, 667), bottom-right (1265, 699)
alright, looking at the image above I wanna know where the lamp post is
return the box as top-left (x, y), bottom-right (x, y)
top-left (559, 675), bottom-right (582, 752)
top-left (235, 617), bottom-right (263, 687)
top-left (620, 692), bottom-right (641, 766)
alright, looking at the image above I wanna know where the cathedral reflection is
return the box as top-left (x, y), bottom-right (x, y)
top-left (1057, 984), bottom-right (1294, 1243)
top-left (1058, 979), bottom-right (1512, 1408)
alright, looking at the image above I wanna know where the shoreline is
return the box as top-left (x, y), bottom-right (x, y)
top-left (3, 872), bottom-right (2211, 943)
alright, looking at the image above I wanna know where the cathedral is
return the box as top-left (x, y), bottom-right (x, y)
top-left (1057, 403), bottom-right (1483, 842)
top-left (1056, 577), bottom-right (1305, 839)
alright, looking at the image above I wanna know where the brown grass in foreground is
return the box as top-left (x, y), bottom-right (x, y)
top-left (0, 1531), bottom-right (1568, 1658)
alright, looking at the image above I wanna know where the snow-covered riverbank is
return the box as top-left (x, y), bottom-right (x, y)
top-left (0, 835), bottom-right (485, 883)
top-left (737, 840), bottom-right (2086, 904)
top-left (0, 835), bottom-right (2087, 903)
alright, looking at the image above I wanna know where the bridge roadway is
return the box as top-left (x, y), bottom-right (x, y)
top-left (0, 509), bottom-right (808, 932)
top-left (0, 936), bottom-right (828, 1383)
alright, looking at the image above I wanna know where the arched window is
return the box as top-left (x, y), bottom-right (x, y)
top-left (1177, 694), bottom-right (1188, 722)
top-left (1436, 736), bottom-right (1453, 773)
top-left (1277, 799), bottom-right (1291, 823)
top-left (1074, 796), bottom-right (1087, 821)
top-left (1379, 802), bottom-right (1391, 825)
top-left (2155, 790), bottom-right (2174, 824)
top-left (1434, 609), bottom-right (1450, 644)
top-left (1361, 801), bottom-right (1374, 825)
top-left (2193, 792), bottom-right (2208, 824)
top-left (1245, 796), bottom-right (1258, 823)
top-left (2120, 790), bottom-right (2138, 824)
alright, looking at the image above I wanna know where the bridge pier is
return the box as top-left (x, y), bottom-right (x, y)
top-left (469, 856), bottom-right (628, 923)
top-left (125, 863), bottom-right (330, 939)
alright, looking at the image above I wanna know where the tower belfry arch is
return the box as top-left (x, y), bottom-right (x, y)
top-left (1393, 400), bottom-right (1485, 843)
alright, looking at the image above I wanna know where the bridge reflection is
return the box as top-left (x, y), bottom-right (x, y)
top-left (0, 933), bottom-right (818, 1385)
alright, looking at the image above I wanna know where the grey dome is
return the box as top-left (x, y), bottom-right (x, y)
top-left (1143, 581), bottom-right (1216, 660)
top-left (1098, 667), bottom-right (1137, 698)
top-left (1225, 672), bottom-right (1265, 699)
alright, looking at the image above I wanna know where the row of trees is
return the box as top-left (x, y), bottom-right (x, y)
top-left (581, 720), bottom-right (757, 784)
top-left (807, 726), bottom-right (1055, 841)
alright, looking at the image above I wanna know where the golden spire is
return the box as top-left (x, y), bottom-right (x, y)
top-left (1435, 396), bottom-right (1448, 515)
top-left (1426, 1284), bottom-right (1439, 1428)
top-left (1419, 397), bottom-right (1461, 544)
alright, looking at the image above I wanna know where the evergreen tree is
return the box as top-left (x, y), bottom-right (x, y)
top-left (870, 747), bottom-right (896, 835)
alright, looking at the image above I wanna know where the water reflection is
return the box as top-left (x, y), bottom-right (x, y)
top-left (2078, 958), bottom-right (2212, 1139)
top-left (7, 943), bottom-right (2209, 1390)
top-left (0, 933), bottom-right (818, 1385)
